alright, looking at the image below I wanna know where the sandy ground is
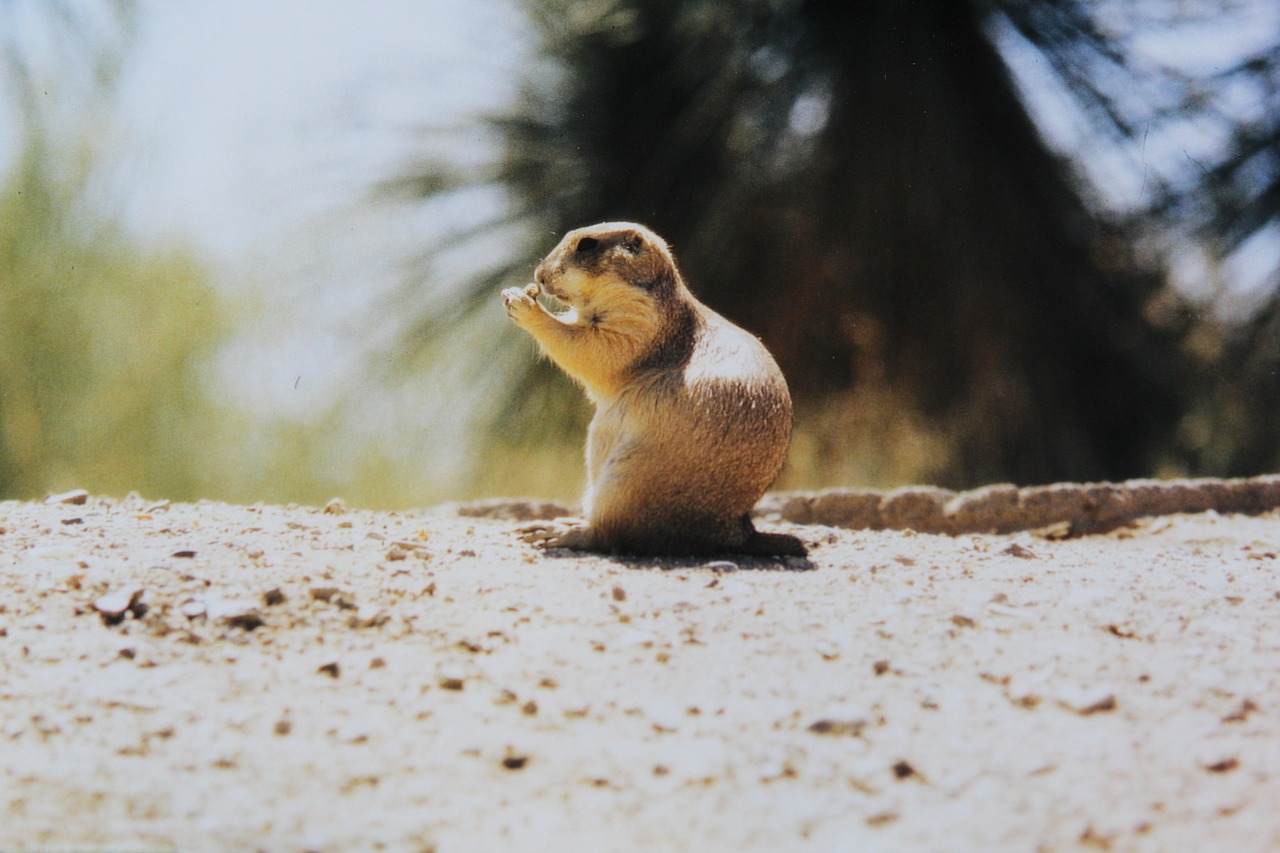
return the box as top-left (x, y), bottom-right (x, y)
top-left (2, 487), bottom-right (1279, 853)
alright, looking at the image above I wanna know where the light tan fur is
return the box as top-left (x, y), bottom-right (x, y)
top-left (503, 268), bottom-right (663, 400)
top-left (501, 221), bottom-right (804, 558)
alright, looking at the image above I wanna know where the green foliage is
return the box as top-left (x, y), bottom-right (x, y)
top-left (0, 135), bottom-right (225, 499)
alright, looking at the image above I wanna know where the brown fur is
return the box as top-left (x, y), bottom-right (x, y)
top-left (502, 222), bottom-right (804, 558)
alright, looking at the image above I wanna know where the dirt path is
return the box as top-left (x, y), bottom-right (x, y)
top-left (2, 488), bottom-right (1279, 852)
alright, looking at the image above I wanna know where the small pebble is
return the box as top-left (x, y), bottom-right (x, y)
top-left (335, 722), bottom-right (369, 743)
top-left (808, 703), bottom-right (869, 737)
top-left (646, 705), bottom-right (681, 733)
top-left (45, 489), bottom-right (89, 506)
top-left (438, 670), bottom-right (466, 691)
top-left (809, 719), bottom-right (861, 736)
top-left (205, 598), bottom-right (261, 627)
top-left (93, 586), bottom-right (145, 623)
top-left (349, 604), bottom-right (388, 629)
top-left (1053, 684), bottom-right (1117, 715)
top-left (224, 611), bottom-right (264, 631)
top-left (180, 599), bottom-right (207, 619)
top-left (311, 587), bottom-right (358, 609)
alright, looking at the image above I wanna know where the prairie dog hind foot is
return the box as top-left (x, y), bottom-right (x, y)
top-left (517, 519), bottom-right (597, 551)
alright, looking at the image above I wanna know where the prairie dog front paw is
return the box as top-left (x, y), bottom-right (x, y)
top-left (502, 284), bottom-right (540, 325)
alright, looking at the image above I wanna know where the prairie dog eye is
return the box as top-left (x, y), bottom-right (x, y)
top-left (576, 237), bottom-right (600, 253)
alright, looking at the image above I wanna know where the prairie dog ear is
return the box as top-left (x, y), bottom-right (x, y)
top-left (623, 232), bottom-right (644, 253)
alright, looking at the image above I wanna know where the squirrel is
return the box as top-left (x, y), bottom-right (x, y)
top-left (501, 221), bottom-right (805, 558)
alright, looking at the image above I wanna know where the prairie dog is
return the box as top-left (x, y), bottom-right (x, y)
top-left (501, 221), bottom-right (804, 558)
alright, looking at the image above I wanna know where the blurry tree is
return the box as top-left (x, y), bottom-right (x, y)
top-left (0, 0), bottom-right (227, 500)
top-left (0, 0), bottom-right (135, 124)
top-left (996, 2), bottom-right (1280, 478)
top-left (0, 137), bottom-right (224, 498)
top-left (1139, 11), bottom-right (1280, 477)
top-left (391, 0), bottom-right (1279, 490)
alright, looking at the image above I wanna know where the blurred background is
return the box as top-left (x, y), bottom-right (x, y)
top-left (1, 0), bottom-right (1277, 508)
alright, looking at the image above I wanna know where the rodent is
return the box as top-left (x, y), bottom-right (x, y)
top-left (501, 221), bottom-right (806, 558)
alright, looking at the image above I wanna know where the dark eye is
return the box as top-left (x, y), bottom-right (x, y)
top-left (575, 237), bottom-right (599, 253)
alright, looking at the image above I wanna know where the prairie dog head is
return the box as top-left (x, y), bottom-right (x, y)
top-left (533, 222), bottom-right (682, 313)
